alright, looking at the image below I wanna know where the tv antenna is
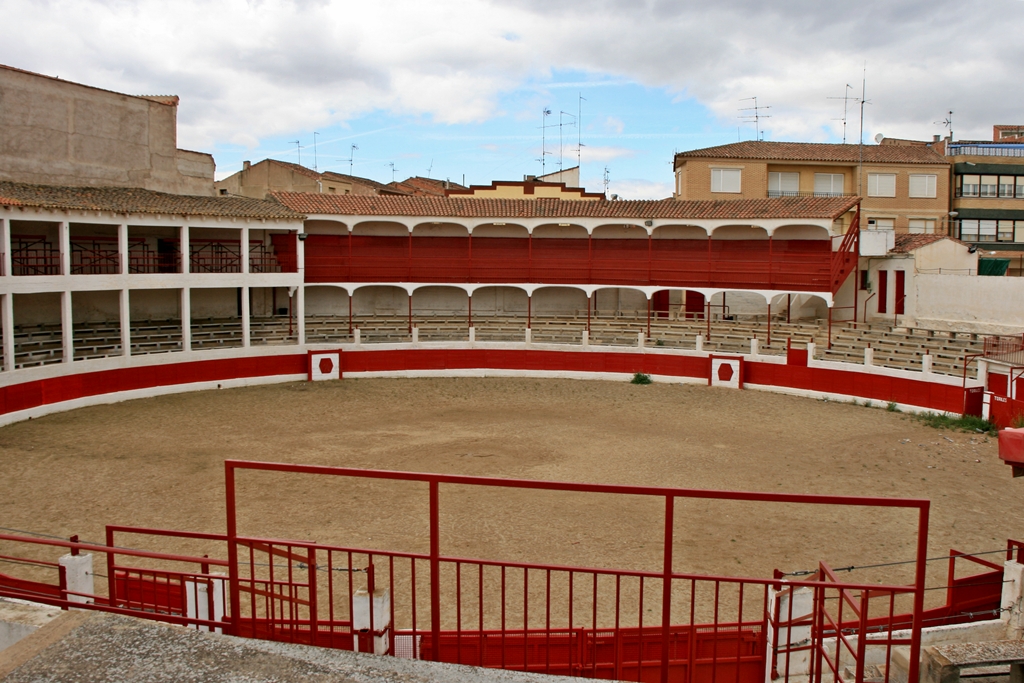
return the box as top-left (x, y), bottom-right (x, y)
top-left (934, 111), bottom-right (953, 141)
top-left (577, 93), bottom-right (586, 172)
top-left (558, 111), bottom-right (577, 172)
top-left (828, 85), bottom-right (855, 144)
top-left (312, 132), bottom-right (319, 172)
top-left (603, 166), bottom-right (610, 198)
top-left (290, 140), bottom-right (302, 166)
top-left (856, 65), bottom-right (872, 196)
top-left (539, 108), bottom-right (554, 175)
top-left (738, 97), bottom-right (771, 140)
top-left (388, 162), bottom-right (398, 182)
top-left (426, 159), bottom-right (433, 178)
top-left (346, 145), bottom-right (358, 175)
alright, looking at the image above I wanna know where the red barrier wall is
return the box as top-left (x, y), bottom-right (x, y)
top-left (0, 348), bottom-right (970, 420)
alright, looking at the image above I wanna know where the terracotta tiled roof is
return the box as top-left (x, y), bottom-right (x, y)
top-left (266, 159), bottom-right (323, 181)
top-left (0, 182), bottom-right (305, 219)
top-left (320, 171), bottom-right (405, 194)
top-left (674, 141), bottom-right (948, 166)
top-left (271, 193), bottom-right (859, 220)
top-left (889, 233), bottom-right (967, 253)
top-left (388, 177), bottom-right (467, 197)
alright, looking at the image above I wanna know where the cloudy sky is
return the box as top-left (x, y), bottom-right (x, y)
top-left (3, 0), bottom-right (1021, 197)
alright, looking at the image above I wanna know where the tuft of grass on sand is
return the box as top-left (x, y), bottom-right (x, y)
top-left (631, 372), bottom-right (653, 385)
top-left (914, 412), bottom-right (996, 435)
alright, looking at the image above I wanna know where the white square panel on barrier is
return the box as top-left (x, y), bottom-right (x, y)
top-left (310, 352), bottom-right (341, 381)
top-left (710, 357), bottom-right (742, 389)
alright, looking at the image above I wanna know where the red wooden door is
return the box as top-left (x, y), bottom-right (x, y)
top-left (877, 271), bottom-right (888, 314)
top-left (895, 270), bottom-right (906, 315)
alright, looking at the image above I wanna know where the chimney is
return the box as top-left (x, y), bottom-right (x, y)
top-left (933, 135), bottom-right (941, 143)
top-left (243, 160), bottom-right (251, 171)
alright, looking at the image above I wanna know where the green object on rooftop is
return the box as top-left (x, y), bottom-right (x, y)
top-left (979, 258), bottom-right (1010, 276)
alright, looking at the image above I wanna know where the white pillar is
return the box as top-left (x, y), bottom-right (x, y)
top-left (240, 226), bottom-right (249, 275)
top-left (119, 289), bottom-right (130, 357)
top-left (411, 326), bottom-right (419, 343)
top-left (978, 359), bottom-right (989, 388)
top-left (0, 217), bottom-right (10, 277)
top-left (468, 326), bottom-right (475, 343)
top-left (58, 220), bottom-right (70, 275)
top-left (864, 346), bottom-right (874, 366)
top-left (180, 224), bottom-right (190, 274)
top-left (1002, 560), bottom-right (1024, 639)
top-left (2, 293), bottom-right (14, 371)
top-left (296, 286), bottom-right (305, 345)
top-left (59, 552), bottom-right (94, 605)
top-left (117, 223), bottom-right (128, 275)
top-left (61, 290), bottom-right (73, 363)
top-left (240, 286), bottom-right (250, 348)
top-left (750, 337), bottom-right (759, 356)
top-left (637, 331), bottom-right (645, 348)
top-left (181, 288), bottom-right (192, 351)
top-left (695, 334), bottom-right (703, 353)
top-left (807, 341), bottom-right (816, 361)
top-left (582, 330), bottom-right (589, 346)
top-left (922, 352), bottom-right (933, 374)
top-left (524, 327), bottom-right (532, 344)
top-left (353, 328), bottom-right (361, 345)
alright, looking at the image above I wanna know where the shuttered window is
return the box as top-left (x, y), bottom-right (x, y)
top-left (908, 174), bottom-right (937, 198)
top-left (711, 168), bottom-right (742, 193)
top-left (867, 173), bottom-right (896, 197)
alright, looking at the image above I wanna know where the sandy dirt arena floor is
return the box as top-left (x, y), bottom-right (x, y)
top-left (0, 377), bottom-right (1020, 617)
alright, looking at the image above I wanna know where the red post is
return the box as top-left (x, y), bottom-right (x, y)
top-left (468, 293), bottom-right (472, 331)
top-left (527, 295), bottom-right (531, 330)
top-left (586, 293), bottom-right (591, 334)
top-left (408, 294), bottom-right (412, 334)
top-left (647, 298), bottom-right (651, 340)
top-left (767, 301), bottom-right (772, 346)
top-left (787, 293), bottom-right (791, 324)
top-left (828, 307), bottom-right (833, 350)
top-left (706, 301), bottom-right (711, 340)
top-left (908, 504), bottom-right (930, 683)
top-left (348, 293), bottom-right (353, 335)
top-left (225, 462), bottom-right (240, 636)
top-left (660, 495), bottom-right (674, 683)
top-left (429, 481), bottom-right (441, 661)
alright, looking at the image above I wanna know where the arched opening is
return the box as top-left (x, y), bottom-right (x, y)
top-left (471, 224), bottom-right (530, 283)
top-left (471, 286), bottom-right (529, 341)
top-left (352, 285), bottom-right (410, 342)
top-left (530, 286), bottom-right (588, 344)
top-left (532, 224), bottom-right (589, 284)
top-left (304, 286), bottom-right (351, 343)
top-left (412, 286), bottom-right (470, 341)
top-left (591, 224), bottom-right (649, 285)
top-left (651, 225), bottom-right (710, 288)
top-left (590, 286), bottom-right (650, 346)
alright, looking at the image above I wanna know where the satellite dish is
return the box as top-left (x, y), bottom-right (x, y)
top-left (874, 133), bottom-right (885, 144)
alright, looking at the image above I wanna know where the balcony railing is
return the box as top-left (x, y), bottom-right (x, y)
top-left (767, 190), bottom-right (856, 198)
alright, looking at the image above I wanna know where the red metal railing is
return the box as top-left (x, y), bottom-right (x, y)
top-left (830, 210), bottom-right (860, 295)
top-left (70, 236), bottom-right (121, 274)
top-left (984, 335), bottom-right (1024, 366)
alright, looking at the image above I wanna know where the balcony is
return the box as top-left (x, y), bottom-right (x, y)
top-left (766, 190), bottom-right (856, 198)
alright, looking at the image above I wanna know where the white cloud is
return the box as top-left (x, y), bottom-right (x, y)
top-left (0, 0), bottom-right (1019, 152)
top-left (608, 179), bottom-right (673, 201)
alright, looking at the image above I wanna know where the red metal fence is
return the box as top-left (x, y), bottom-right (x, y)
top-left (6, 462), bottom-right (1015, 683)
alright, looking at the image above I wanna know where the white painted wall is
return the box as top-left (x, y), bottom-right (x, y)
top-left (915, 273), bottom-right (1024, 333)
top-left (13, 292), bottom-right (61, 326)
top-left (129, 288), bottom-right (180, 321)
top-left (191, 288), bottom-right (238, 319)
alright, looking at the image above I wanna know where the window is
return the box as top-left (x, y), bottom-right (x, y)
top-left (1017, 177), bottom-right (1024, 199)
top-left (999, 220), bottom-right (1015, 242)
top-left (908, 174), bottom-right (937, 198)
top-left (768, 172), bottom-right (799, 197)
top-left (979, 219), bottom-right (998, 241)
top-left (960, 219), bottom-right (979, 241)
top-left (711, 168), bottom-right (742, 193)
top-left (867, 173), bottom-right (896, 197)
top-left (980, 175), bottom-right (998, 197)
top-left (860, 269), bottom-right (870, 290)
top-left (814, 173), bottom-right (845, 196)
top-left (909, 219), bottom-right (936, 234)
top-left (867, 218), bottom-right (894, 230)
top-left (960, 174), bottom-right (980, 197)
top-left (1017, 221), bottom-right (1024, 242)
top-left (1000, 176), bottom-right (1016, 198)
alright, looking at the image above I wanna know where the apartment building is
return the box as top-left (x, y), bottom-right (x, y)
top-left (673, 141), bottom-right (949, 234)
top-left (216, 159), bottom-right (406, 199)
top-left (947, 127), bottom-right (1024, 261)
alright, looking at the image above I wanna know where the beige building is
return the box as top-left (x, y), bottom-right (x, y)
top-left (673, 141), bottom-right (949, 233)
top-left (445, 177), bottom-right (604, 201)
top-left (387, 176), bottom-right (466, 196)
top-left (0, 64), bottom-right (215, 196)
top-left (216, 159), bottom-right (404, 199)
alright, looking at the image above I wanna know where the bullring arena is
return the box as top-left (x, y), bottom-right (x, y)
top-left (3, 139), bottom-right (1024, 683)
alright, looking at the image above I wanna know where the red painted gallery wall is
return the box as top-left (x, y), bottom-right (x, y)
top-left (0, 348), bottom-right (969, 419)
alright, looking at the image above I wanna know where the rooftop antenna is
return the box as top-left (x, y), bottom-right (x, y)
top-left (539, 108), bottom-right (553, 175)
top-left (347, 144), bottom-right (358, 176)
top-left (388, 162), bottom-right (398, 182)
top-left (828, 85), bottom-right (855, 144)
top-left (603, 166), bottom-right (610, 198)
top-left (290, 140), bottom-right (302, 166)
top-left (426, 159), bottom-right (433, 178)
top-left (577, 93), bottom-right (586, 172)
top-left (558, 110), bottom-right (576, 172)
top-left (934, 111), bottom-right (954, 141)
top-left (857, 65), bottom-right (872, 197)
top-left (738, 97), bottom-right (771, 140)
